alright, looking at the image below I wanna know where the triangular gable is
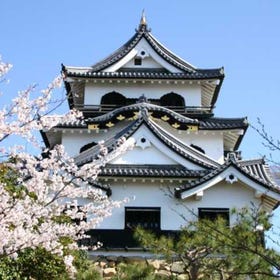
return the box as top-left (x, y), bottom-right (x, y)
top-left (103, 37), bottom-right (184, 73)
top-left (89, 20), bottom-right (197, 74)
top-left (62, 17), bottom-right (225, 110)
top-left (144, 117), bottom-right (220, 169)
top-left (109, 124), bottom-right (201, 168)
top-left (75, 113), bottom-right (220, 171)
top-left (177, 160), bottom-right (280, 209)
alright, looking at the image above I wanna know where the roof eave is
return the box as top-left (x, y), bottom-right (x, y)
top-left (40, 130), bottom-right (51, 148)
top-left (230, 119), bottom-right (249, 151)
top-left (91, 32), bottom-right (141, 72)
top-left (64, 71), bottom-right (224, 81)
top-left (210, 72), bottom-right (225, 107)
top-left (176, 159), bottom-right (280, 199)
top-left (62, 64), bottom-right (74, 110)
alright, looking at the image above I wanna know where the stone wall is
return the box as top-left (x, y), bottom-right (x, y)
top-left (90, 255), bottom-right (189, 279)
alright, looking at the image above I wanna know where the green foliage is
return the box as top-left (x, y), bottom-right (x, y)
top-left (0, 247), bottom-right (69, 280)
top-left (0, 164), bottom-right (26, 198)
top-left (112, 262), bottom-right (171, 280)
top-left (52, 213), bottom-right (73, 224)
top-left (73, 250), bottom-right (102, 280)
top-left (0, 163), bottom-right (39, 201)
top-left (135, 206), bottom-right (280, 280)
top-left (76, 266), bottom-right (103, 280)
top-left (0, 248), bottom-right (105, 280)
top-left (0, 164), bottom-right (99, 279)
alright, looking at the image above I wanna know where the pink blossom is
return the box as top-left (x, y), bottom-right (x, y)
top-left (0, 56), bottom-right (133, 276)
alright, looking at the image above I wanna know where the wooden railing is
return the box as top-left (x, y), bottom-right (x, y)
top-left (80, 229), bottom-right (180, 249)
top-left (75, 104), bottom-right (213, 114)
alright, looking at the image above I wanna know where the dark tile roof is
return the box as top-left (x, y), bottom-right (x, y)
top-left (64, 69), bottom-right (223, 80)
top-left (175, 154), bottom-right (280, 198)
top-left (54, 102), bottom-right (247, 131)
top-left (86, 102), bottom-right (199, 128)
top-left (75, 118), bottom-right (142, 166)
top-left (143, 113), bottom-right (221, 169)
top-left (53, 115), bottom-right (248, 131)
top-left (61, 22), bottom-right (225, 111)
top-left (74, 110), bottom-right (221, 169)
top-left (42, 103), bottom-right (247, 154)
top-left (88, 180), bottom-right (112, 197)
top-left (238, 158), bottom-right (276, 184)
top-left (100, 164), bottom-right (208, 178)
top-left (199, 117), bottom-right (248, 130)
top-left (88, 27), bottom-right (195, 73)
top-left (62, 22), bottom-right (224, 78)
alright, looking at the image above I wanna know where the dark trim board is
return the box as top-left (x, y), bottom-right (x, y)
top-left (81, 229), bottom-right (180, 249)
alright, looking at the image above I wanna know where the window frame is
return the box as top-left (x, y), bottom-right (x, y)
top-left (134, 57), bottom-right (142, 65)
top-left (160, 92), bottom-right (185, 108)
top-left (198, 208), bottom-right (230, 225)
top-left (124, 207), bottom-right (161, 230)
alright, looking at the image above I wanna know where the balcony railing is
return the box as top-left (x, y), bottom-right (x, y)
top-left (74, 104), bottom-right (213, 115)
top-left (80, 229), bottom-right (180, 249)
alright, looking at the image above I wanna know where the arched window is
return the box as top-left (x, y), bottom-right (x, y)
top-left (101, 91), bottom-right (126, 106)
top-left (80, 141), bottom-right (97, 153)
top-left (190, 144), bottom-right (205, 154)
top-left (160, 92), bottom-right (185, 108)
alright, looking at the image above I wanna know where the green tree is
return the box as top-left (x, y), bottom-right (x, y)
top-left (112, 262), bottom-right (172, 280)
top-left (0, 247), bottom-right (69, 280)
top-left (0, 165), bottom-right (101, 279)
top-left (135, 206), bottom-right (280, 280)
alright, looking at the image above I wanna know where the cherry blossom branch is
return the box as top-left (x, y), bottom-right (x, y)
top-left (0, 56), bottom-right (133, 276)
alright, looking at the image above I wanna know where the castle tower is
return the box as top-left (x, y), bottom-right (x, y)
top-left (42, 15), bottom-right (280, 250)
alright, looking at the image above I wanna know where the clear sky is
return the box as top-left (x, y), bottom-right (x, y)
top-left (1, 0), bottom-right (279, 161)
top-left (0, 0), bottom-right (280, 244)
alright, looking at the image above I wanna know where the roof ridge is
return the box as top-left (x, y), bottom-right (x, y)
top-left (145, 117), bottom-right (220, 169)
top-left (91, 32), bottom-right (142, 71)
top-left (86, 102), bottom-right (198, 124)
top-left (175, 155), bottom-right (280, 198)
top-left (81, 21), bottom-right (224, 74)
top-left (145, 32), bottom-right (196, 72)
top-left (238, 158), bottom-right (265, 165)
top-left (208, 116), bottom-right (248, 121)
top-left (74, 118), bottom-right (143, 166)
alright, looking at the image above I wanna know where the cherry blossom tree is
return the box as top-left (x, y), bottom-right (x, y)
top-left (0, 56), bottom-right (131, 277)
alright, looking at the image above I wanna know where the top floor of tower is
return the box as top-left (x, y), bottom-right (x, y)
top-left (62, 12), bottom-right (225, 118)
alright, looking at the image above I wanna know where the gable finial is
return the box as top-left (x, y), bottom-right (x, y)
top-left (140, 9), bottom-right (147, 26)
top-left (137, 9), bottom-right (150, 32)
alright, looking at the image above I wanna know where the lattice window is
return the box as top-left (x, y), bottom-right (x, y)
top-left (198, 208), bottom-right (229, 225)
top-left (125, 207), bottom-right (160, 230)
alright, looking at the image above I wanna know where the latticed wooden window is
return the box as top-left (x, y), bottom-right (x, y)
top-left (125, 207), bottom-right (160, 230)
top-left (198, 208), bottom-right (229, 225)
top-left (160, 92), bottom-right (185, 108)
top-left (101, 92), bottom-right (126, 106)
top-left (134, 58), bottom-right (142, 65)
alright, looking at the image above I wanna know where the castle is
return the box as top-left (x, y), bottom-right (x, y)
top-left (41, 14), bottom-right (280, 252)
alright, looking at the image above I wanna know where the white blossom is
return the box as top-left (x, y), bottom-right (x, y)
top-left (0, 56), bottom-right (133, 276)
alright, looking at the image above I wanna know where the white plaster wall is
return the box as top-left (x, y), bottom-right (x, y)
top-left (123, 56), bottom-right (163, 69)
top-left (110, 144), bottom-right (177, 165)
top-left (191, 134), bottom-right (224, 163)
top-left (61, 133), bottom-right (96, 157)
top-left (60, 120), bottom-right (224, 165)
top-left (60, 121), bottom-right (218, 168)
top-left (84, 83), bottom-right (201, 107)
top-left (158, 121), bottom-right (224, 163)
top-left (110, 124), bottom-right (204, 169)
top-left (95, 180), bottom-right (259, 230)
top-left (61, 123), bottom-right (129, 157)
top-left (104, 38), bottom-right (184, 73)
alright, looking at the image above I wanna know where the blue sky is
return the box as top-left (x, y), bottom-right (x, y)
top-left (0, 0), bottom-right (280, 243)
top-left (1, 0), bottom-right (279, 161)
